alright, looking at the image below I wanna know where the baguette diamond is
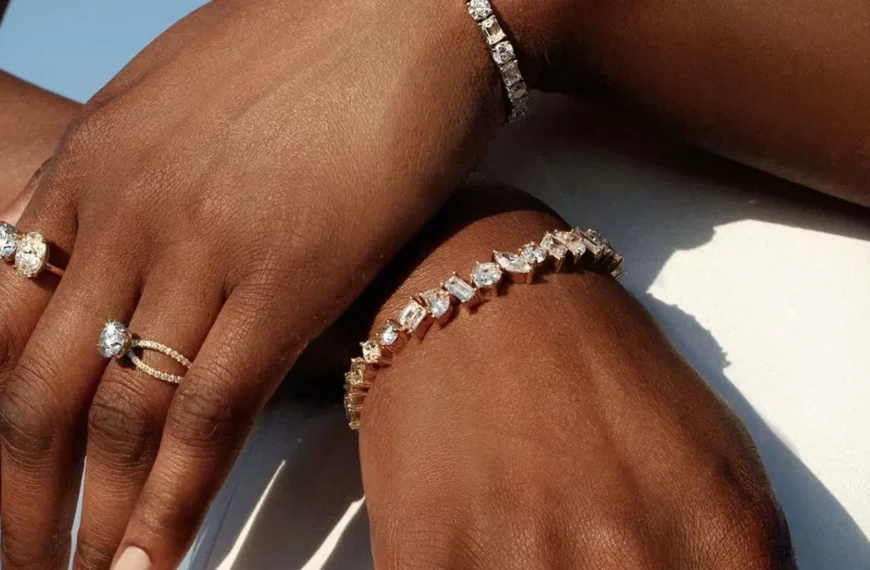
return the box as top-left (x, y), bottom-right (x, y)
top-left (444, 275), bottom-right (477, 303)
top-left (399, 299), bottom-right (428, 333)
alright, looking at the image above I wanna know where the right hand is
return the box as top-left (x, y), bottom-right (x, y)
top-left (357, 190), bottom-right (795, 569)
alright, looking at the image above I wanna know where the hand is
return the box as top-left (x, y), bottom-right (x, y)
top-left (357, 189), bottom-right (796, 569)
top-left (0, 1), bottom-right (550, 568)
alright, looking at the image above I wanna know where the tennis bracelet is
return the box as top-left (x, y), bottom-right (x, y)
top-left (344, 227), bottom-right (624, 430)
top-left (466, 0), bottom-right (530, 122)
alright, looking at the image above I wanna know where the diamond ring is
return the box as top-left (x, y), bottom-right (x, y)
top-left (98, 321), bottom-right (191, 384)
top-left (0, 222), bottom-right (66, 278)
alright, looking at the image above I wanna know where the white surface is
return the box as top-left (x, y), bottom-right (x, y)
top-left (185, 96), bottom-right (870, 570)
top-left (2, 2), bottom-right (869, 566)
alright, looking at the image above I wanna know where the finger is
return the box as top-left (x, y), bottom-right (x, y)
top-left (0, 171), bottom-right (76, 385)
top-left (74, 260), bottom-right (223, 570)
top-left (0, 246), bottom-right (140, 569)
top-left (113, 290), bottom-right (299, 570)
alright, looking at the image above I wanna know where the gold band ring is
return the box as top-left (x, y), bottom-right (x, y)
top-left (0, 222), bottom-right (66, 278)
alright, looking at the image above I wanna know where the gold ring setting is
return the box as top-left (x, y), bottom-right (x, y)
top-left (98, 321), bottom-right (191, 384)
top-left (0, 221), bottom-right (65, 278)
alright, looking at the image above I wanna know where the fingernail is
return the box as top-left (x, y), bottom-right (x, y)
top-left (114, 546), bottom-right (151, 570)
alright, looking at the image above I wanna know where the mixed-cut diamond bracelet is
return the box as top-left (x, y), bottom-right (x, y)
top-left (344, 227), bottom-right (624, 430)
top-left (466, 0), bottom-right (529, 122)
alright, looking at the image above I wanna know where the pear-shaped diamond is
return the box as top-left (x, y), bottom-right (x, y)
top-left (378, 320), bottom-right (401, 346)
top-left (0, 222), bottom-right (18, 260)
top-left (421, 288), bottom-right (451, 318)
top-left (520, 243), bottom-right (547, 265)
top-left (494, 251), bottom-right (532, 274)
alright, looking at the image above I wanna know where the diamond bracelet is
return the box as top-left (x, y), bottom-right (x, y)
top-left (466, 0), bottom-right (530, 122)
top-left (344, 227), bottom-right (624, 430)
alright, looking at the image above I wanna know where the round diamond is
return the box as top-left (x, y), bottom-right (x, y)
top-left (98, 321), bottom-right (131, 358)
top-left (361, 340), bottom-right (382, 364)
top-left (467, 0), bottom-right (492, 20)
top-left (492, 41), bottom-right (515, 65)
top-left (0, 222), bottom-right (18, 260)
top-left (520, 243), bottom-right (547, 264)
top-left (14, 231), bottom-right (47, 277)
top-left (471, 262), bottom-right (503, 288)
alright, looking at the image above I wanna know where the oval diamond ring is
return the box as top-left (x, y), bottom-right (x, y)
top-left (98, 321), bottom-right (191, 384)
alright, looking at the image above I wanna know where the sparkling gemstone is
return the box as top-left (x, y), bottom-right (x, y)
top-left (499, 60), bottom-right (523, 86)
top-left (421, 288), bottom-right (451, 318)
top-left (471, 262), bottom-right (503, 288)
top-left (444, 275), bottom-right (477, 303)
top-left (554, 230), bottom-right (587, 257)
top-left (494, 251), bottom-right (532, 274)
top-left (540, 232), bottom-right (568, 259)
top-left (0, 222), bottom-right (18, 260)
top-left (399, 299), bottom-right (428, 332)
top-left (508, 81), bottom-right (528, 101)
top-left (492, 41), bottom-right (515, 65)
top-left (520, 243), bottom-right (547, 265)
top-left (98, 321), bottom-right (130, 358)
top-left (361, 340), bottom-right (382, 364)
top-left (14, 232), bottom-right (47, 278)
top-left (480, 15), bottom-right (506, 45)
top-left (467, 0), bottom-right (492, 21)
top-left (350, 357), bottom-right (368, 381)
top-left (378, 320), bottom-right (401, 346)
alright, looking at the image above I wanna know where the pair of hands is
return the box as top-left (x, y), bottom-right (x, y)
top-left (0, 0), bottom-right (524, 568)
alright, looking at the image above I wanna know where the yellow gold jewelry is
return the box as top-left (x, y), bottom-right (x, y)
top-left (1, 222), bottom-right (66, 278)
top-left (344, 227), bottom-right (624, 430)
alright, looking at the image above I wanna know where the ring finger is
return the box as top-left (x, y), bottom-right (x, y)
top-left (74, 256), bottom-right (223, 570)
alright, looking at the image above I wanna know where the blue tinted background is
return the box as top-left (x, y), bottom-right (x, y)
top-left (0, 0), bottom-right (207, 102)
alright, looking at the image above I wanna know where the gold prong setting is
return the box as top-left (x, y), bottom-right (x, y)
top-left (344, 227), bottom-right (624, 429)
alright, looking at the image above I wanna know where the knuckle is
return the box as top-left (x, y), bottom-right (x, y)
top-left (73, 535), bottom-right (115, 570)
top-left (0, 367), bottom-right (62, 463)
top-left (580, 508), bottom-right (651, 568)
top-left (165, 371), bottom-right (253, 449)
top-left (87, 380), bottom-right (161, 466)
top-left (696, 477), bottom-right (794, 568)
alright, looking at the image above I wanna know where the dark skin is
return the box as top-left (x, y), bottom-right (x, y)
top-left (0, 0), bottom-right (866, 567)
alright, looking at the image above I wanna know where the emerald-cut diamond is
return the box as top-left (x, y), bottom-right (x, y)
top-left (444, 275), bottom-right (477, 303)
top-left (399, 299), bottom-right (428, 333)
top-left (554, 230), bottom-right (587, 257)
top-left (499, 60), bottom-right (523, 86)
top-left (361, 340), bottom-right (382, 364)
top-left (480, 15), bottom-right (506, 45)
top-left (0, 222), bottom-right (18, 260)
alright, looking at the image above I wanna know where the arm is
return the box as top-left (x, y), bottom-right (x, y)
top-left (520, 0), bottom-right (870, 205)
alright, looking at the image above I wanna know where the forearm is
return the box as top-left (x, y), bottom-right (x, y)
top-left (512, 0), bottom-right (870, 205)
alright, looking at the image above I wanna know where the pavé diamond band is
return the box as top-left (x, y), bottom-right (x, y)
top-left (98, 321), bottom-right (191, 384)
top-left (466, 0), bottom-right (530, 122)
top-left (0, 221), bottom-right (66, 278)
top-left (344, 227), bottom-right (624, 430)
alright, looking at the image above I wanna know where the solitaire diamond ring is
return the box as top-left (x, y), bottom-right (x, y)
top-left (98, 321), bottom-right (191, 384)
